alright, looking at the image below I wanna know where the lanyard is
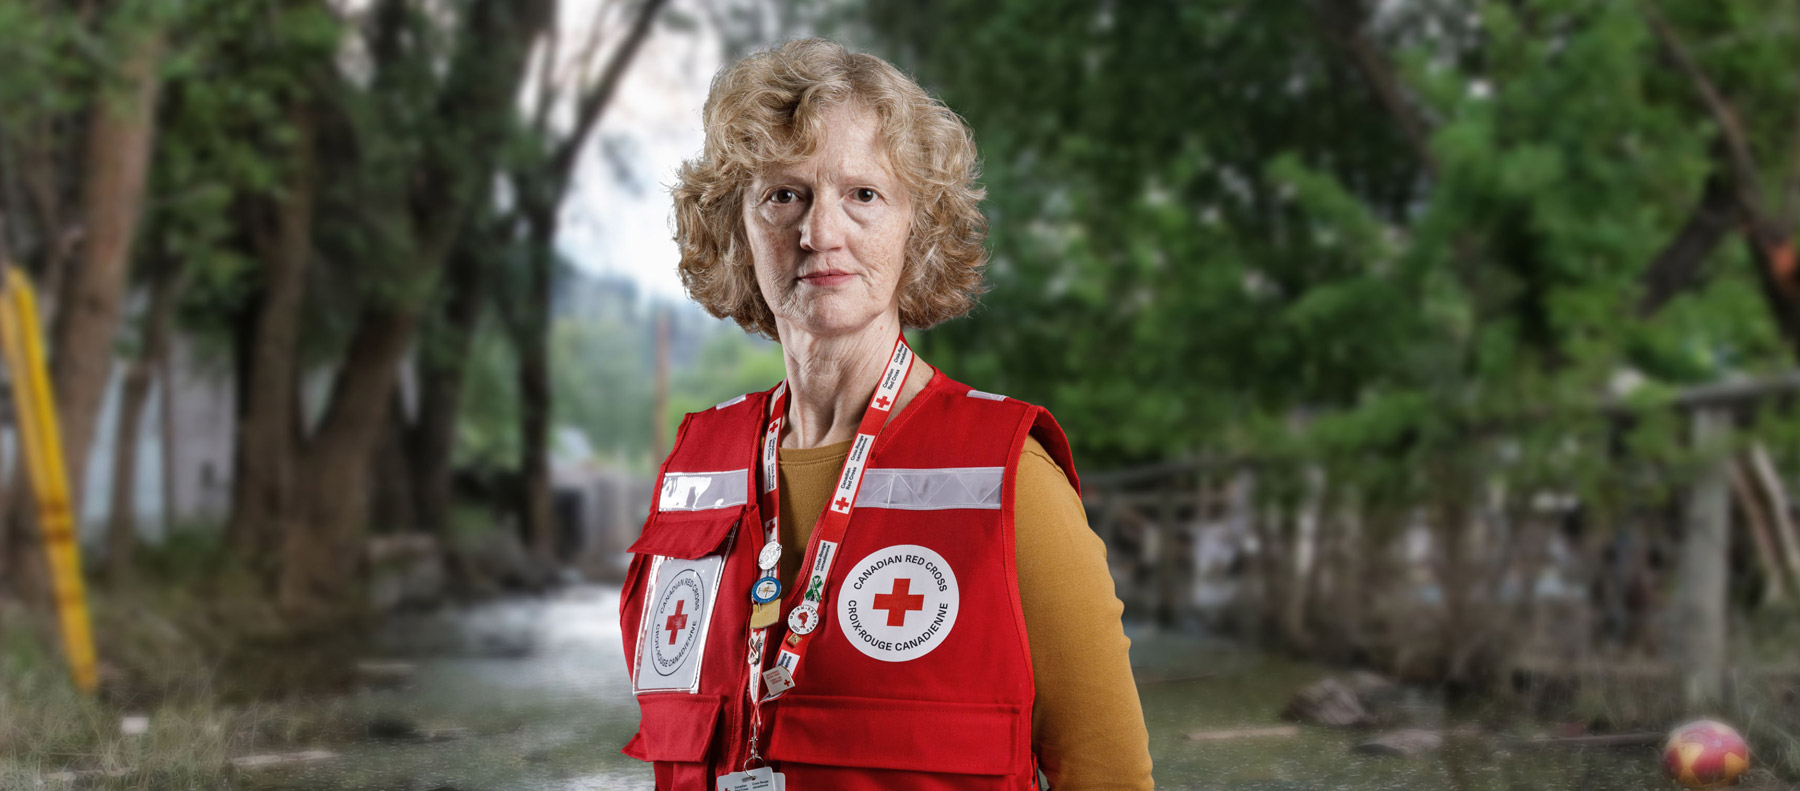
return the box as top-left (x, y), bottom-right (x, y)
top-left (739, 333), bottom-right (917, 768)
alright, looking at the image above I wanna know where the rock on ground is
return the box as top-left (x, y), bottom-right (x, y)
top-left (1281, 677), bottom-right (1377, 727)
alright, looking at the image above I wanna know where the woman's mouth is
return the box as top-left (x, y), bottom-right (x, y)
top-left (799, 269), bottom-right (854, 287)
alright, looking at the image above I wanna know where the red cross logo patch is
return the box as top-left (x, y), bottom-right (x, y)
top-left (836, 544), bottom-right (960, 663)
top-left (649, 568), bottom-right (705, 676)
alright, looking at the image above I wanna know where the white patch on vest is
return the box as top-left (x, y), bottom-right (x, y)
top-left (965, 388), bottom-right (1007, 401)
top-left (713, 393), bottom-right (748, 410)
top-left (836, 544), bottom-right (959, 663)
top-left (657, 469), bottom-right (749, 511)
top-left (633, 555), bottom-right (722, 694)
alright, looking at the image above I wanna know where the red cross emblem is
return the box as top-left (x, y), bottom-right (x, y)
top-left (872, 578), bottom-right (926, 626)
top-left (875, 394), bottom-right (891, 409)
top-left (664, 599), bottom-right (689, 645)
top-left (835, 497), bottom-right (850, 510)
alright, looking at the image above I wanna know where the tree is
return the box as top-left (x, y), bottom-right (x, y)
top-left (858, 0), bottom-right (1790, 463)
top-left (414, 0), bottom-right (667, 561)
top-left (0, 0), bottom-right (171, 601)
top-left (854, 0), bottom-right (1800, 686)
top-left (267, 0), bottom-right (557, 626)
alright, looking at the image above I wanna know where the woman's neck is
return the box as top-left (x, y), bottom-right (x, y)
top-left (777, 316), bottom-right (931, 449)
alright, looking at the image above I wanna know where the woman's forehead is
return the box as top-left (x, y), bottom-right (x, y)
top-left (753, 104), bottom-right (899, 184)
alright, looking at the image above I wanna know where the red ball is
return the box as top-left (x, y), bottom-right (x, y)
top-left (1662, 719), bottom-right (1750, 788)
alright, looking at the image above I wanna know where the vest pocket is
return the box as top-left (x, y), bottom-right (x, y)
top-left (621, 692), bottom-right (725, 762)
top-left (766, 694), bottom-right (1026, 776)
top-left (628, 504), bottom-right (745, 559)
top-left (626, 506), bottom-right (744, 695)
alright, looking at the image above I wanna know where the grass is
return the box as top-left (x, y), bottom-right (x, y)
top-left (0, 532), bottom-right (372, 789)
top-left (1, 610), bottom-right (241, 789)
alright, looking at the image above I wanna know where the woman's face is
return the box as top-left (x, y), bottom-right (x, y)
top-left (743, 102), bottom-right (912, 341)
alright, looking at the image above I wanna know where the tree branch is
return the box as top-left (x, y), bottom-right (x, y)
top-left (1640, 0), bottom-right (1766, 219)
top-left (1316, 0), bottom-right (1438, 179)
top-left (1638, 166), bottom-right (1735, 317)
top-left (546, 0), bottom-right (614, 136)
top-left (529, 11), bottom-right (562, 137)
top-left (550, 0), bottom-right (668, 179)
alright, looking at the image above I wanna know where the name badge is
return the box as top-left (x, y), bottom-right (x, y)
top-left (717, 767), bottom-right (785, 791)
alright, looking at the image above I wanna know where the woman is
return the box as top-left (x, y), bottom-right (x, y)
top-left (619, 38), bottom-right (1152, 791)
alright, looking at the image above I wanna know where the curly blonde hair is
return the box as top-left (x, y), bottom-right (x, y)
top-left (671, 38), bottom-right (987, 339)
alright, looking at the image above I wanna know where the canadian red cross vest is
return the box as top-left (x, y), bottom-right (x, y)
top-left (618, 368), bottom-right (1080, 790)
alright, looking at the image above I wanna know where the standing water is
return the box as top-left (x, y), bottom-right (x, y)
top-left (250, 586), bottom-right (1662, 790)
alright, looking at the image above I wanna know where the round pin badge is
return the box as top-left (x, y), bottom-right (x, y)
top-left (751, 575), bottom-right (782, 604)
top-left (788, 600), bottom-right (820, 635)
top-left (758, 540), bottom-right (782, 570)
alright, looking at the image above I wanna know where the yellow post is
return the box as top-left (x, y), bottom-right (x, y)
top-left (0, 266), bottom-right (97, 693)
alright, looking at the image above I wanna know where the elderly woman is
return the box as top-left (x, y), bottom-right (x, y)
top-left (618, 39), bottom-right (1151, 791)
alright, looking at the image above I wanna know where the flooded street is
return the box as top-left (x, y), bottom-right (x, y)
top-left (250, 587), bottom-right (647, 790)
top-left (1133, 635), bottom-right (1663, 790)
top-left (249, 586), bottom-right (1661, 790)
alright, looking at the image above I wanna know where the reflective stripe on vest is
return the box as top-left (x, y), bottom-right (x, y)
top-left (854, 466), bottom-right (1004, 510)
top-left (657, 469), bottom-right (750, 511)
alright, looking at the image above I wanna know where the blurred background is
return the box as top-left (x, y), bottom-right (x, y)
top-left (2, 0), bottom-right (1799, 789)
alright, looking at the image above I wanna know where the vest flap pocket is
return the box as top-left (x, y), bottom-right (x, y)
top-left (767, 694), bottom-right (1024, 775)
top-left (627, 506), bottom-right (743, 560)
top-left (622, 693), bottom-right (724, 763)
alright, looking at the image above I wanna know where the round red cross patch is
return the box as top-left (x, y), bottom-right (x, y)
top-left (836, 544), bottom-right (959, 662)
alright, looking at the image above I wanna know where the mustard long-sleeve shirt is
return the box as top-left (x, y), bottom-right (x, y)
top-left (773, 435), bottom-right (1155, 790)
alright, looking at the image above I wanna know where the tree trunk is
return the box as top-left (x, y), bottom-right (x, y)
top-left (104, 266), bottom-right (183, 581)
top-left (48, 25), bottom-right (166, 531)
top-left (511, 201), bottom-right (558, 564)
top-left (276, 0), bottom-right (555, 625)
top-left (502, 0), bottom-right (666, 566)
top-left (408, 236), bottom-right (489, 537)
top-left (278, 308), bottom-right (418, 627)
top-left (371, 388), bottom-right (415, 534)
top-left (18, 117), bottom-right (75, 328)
top-left (0, 476), bottom-right (32, 606)
top-left (517, 265), bottom-right (555, 563)
top-left (225, 109), bottom-right (316, 564)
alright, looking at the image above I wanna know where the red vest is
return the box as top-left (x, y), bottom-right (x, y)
top-left (619, 369), bottom-right (1080, 790)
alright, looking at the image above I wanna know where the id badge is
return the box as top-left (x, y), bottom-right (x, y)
top-left (718, 767), bottom-right (785, 791)
top-left (633, 554), bottom-right (725, 694)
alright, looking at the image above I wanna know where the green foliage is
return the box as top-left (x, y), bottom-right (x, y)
top-left (456, 316), bottom-right (523, 471)
top-left (143, 0), bottom-right (347, 364)
top-left (855, 0), bottom-right (1799, 500)
top-left (551, 309), bottom-right (668, 470)
top-left (666, 331), bottom-right (787, 440)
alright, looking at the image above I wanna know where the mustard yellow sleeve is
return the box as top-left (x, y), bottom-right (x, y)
top-left (1015, 436), bottom-right (1154, 790)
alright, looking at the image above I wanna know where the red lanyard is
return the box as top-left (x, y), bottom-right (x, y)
top-left (739, 333), bottom-right (917, 767)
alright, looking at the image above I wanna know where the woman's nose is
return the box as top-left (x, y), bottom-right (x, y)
top-left (799, 198), bottom-right (845, 252)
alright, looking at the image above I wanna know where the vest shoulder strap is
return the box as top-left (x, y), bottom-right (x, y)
top-left (654, 387), bottom-right (772, 515)
top-left (929, 376), bottom-right (1081, 497)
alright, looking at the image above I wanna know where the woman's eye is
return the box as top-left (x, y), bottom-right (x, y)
top-left (771, 188), bottom-right (799, 204)
top-left (852, 188), bottom-right (878, 203)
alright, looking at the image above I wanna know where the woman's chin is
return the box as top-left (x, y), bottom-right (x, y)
top-left (782, 305), bottom-right (890, 340)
